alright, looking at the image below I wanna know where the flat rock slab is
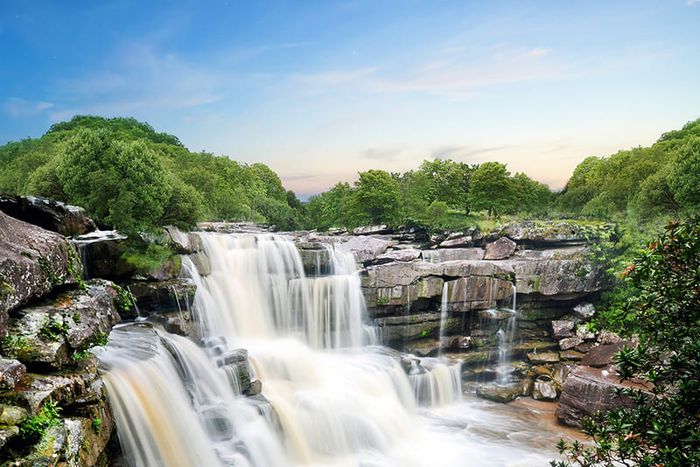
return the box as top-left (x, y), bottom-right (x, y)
top-left (580, 340), bottom-right (636, 368)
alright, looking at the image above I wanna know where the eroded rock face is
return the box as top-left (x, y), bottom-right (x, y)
top-left (0, 195), bottom-right (97, 237)
top-left (1, 280), bottom-right (121, 369)
top-left (0, 211), bottom-right (81, 336)
top-left (556, 365), bottom-right (642, 427)
top-left (336, 236), bottom-right (391, 264)
top-left (0, 358), bottom-right (26, 390)
top-left (125, 279), bottom-right (196, 318)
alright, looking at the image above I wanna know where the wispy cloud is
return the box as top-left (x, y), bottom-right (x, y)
top-left (4, 98), bottom-right (54, 117)
top-left (362, 146), bottom-right (404, 161)
top-left (431, 145), bottom-right (509, 160)
top-left (688, 0), bottom-right (699, 6)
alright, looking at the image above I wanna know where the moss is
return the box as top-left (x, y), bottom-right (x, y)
top-left (38, 255), bottom-right (61, 286)
top-left (66, 245), bottom-right (85, 290)
top-left (0, 335), bottom-right (31, 357)
top-left (0, 278), bottom-right (14, 298)
top-left (419, 329), bottom-right (430, 338)
top-left (38, 316), bottom-right (69, 341)
top-left (18, 400), bottom-right (61, 444)
top-left (71, 332), bottom-right (109, 362)
top-left (112, 284), bottom-right (135, 314)
top-left (376, 296), bottom-right (390, 306)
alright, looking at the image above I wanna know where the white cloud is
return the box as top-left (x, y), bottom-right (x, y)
top-left (688, 0), bottom-right (699, 6)
top-left (4, 98), bottom-right (54, 117)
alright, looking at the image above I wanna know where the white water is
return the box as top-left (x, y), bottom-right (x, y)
top-left (496, 285), bottom-right (518, 385)
top-left (100, 233), bottom-right (566, 466)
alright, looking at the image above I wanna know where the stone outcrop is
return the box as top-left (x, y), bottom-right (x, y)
top-left (0, 195), bottom-right (97, 237)
top-left (556, 365), bottom-right (644, 427)
top-left (1, 211), bottom-right (82, 337)
top-left (1, 280), bottom-right (121, 369)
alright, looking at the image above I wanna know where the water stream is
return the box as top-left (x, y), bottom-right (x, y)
top-left (98, 233), bottom-right (567, 466)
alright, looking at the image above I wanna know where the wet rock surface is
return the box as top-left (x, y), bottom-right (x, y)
top-left (0, 195), bottom-right (97, 237)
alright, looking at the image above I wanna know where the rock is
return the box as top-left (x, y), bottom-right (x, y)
top-left (552, 320), bottom-right (575, 339)
top-left (576, 324), bottom-right (596, 341)
top-left (443, 276), bottom-right (514, 312)
top-left (375, 313), bottom-right (461, 343)
top-left (496, 221), bottom-right (616, 247)
top-left (556, 365), bottom-right (643, 427)
top-left (125, 279), bottom-right (197, 319)
top-left (558, 336), bottom-right (583, 351)
top-left (336, 236), bottom-right (391, 264)
top-left (188, 252), bottom-right (211, 277)
top-left (422, 248), bottom-right (485, 263)
top-left (597, 330), bottom-right (622, 344)
top-left (574, 302), bottom-right (596, 319)
top-left (580, 341), bottom-right (635, 368)
top-left (507, 257), bottom-right (612, 297)
top-left (374, 249), bottom-right (421, 264)
top-left (483, 237), bottom-right (517, 260)
top-left (0, 403), bottom-right (29, 426)
top-left (0, 211), bottom-right (82, 335)
top-left (0, 358), bottom-right (26, 390)
top-left (13, 364), bottom-right (103, 414)
top-left (574, 341), bottom-right (596, 353)
top-left (533, 375), bottom-right (559, 401)
top-left (527, 351), bottom-right (560, 364)
top-left (71, 230), bottom-right (129, 279)
top-left (0, 195), bottom-right (96, 237)
top-left (164, 225), bottom-right (196, 254)
top-left (439, 234), bottom-right (476, 248)
top-left (352, 225), bottom-right (392, 235)
top-left (1, 280), bottom-right (121, 368)
top-left (560, 350), bottom-right (585, 361)
top-left (297, 245), bottom-right (331, 276)
top-left (246, 379), bottom-right (263, 396)
top-left (476, 383), bottom-right (521, 403)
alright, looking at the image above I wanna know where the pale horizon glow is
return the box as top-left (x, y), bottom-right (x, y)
top-left (1, 1), bottom-right (699, 197)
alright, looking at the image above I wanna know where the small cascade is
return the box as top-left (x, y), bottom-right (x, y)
top-left (495, 284), bottom-right (518, 385)
top-left (408, 358), bottom-right (462, 406)
top-left (438, 281), bottom-right (450, 354)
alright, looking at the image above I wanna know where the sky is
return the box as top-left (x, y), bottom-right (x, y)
top-left (1, 1), bottom-right (699, 197)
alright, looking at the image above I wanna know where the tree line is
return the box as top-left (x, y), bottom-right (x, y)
top-left (0, 116), bottom-right (306, 233)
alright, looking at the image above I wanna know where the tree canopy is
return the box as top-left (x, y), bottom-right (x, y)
top-left (0, 115), bottom-right (306, 232)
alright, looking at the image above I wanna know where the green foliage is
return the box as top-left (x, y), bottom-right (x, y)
top-left (0, 115), bottom-right (306, 232)
top-left (351, 170), bottom-right (402, 225)
top-left (558, 118), bottom-right (700, 225)
top-left (112, 284), bottom-right (136, 315)
top-left (71, 332), bottom-right (109, 362)
top-left (0, 335), bottom-right (30, 356)
top-left (39, 315), bottom-right (69, 341)
top-left (554, 220), bottom-right (700, 467)
top-left (468, 162), bottom-right (515, 218)
top-left (19, 400), bottom-right (61, 443)
top-left (91, 417), bottom-right (103, 434)
top-left (120, 242), bottom-right (178, 275)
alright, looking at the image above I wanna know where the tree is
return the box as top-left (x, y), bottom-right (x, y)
top-left (56, 129), bottom-right (173, 233)
top-left (669, 137), bottom-right (700, 214)
top-left (351, 170), bottom-right (401, 224)
top-left (415, 159), bottom-right (473, 211)
top-left (554, 220), bottom-right (700, 467)
top-left (511, 172), bottom-right (553, 215)
top-left (468, 162), bottom-right (514, 218)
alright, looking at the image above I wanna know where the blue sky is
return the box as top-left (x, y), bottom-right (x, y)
top-left (1, 1), bottom-right (699, 196)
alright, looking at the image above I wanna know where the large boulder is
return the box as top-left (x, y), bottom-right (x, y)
top-left (0, 358), bottom-right (26, 390)
top-left (580, 340), bottom-right (636, 368)
top-left (421, 248), bottom-right (485, 263)
top-left (0, 195), bottom-right (96, 237)
top-left (1, 280), bottom-right (121, 369)
top-left (495, 221), bottom-right (616, 247)
top-left (483, 237), bottom-right (517, 260)
top-left (556, 365), bottom-right (645, 427)
top-left (336, 236), bottom-right (391, 264)
top-left (0, 211), bottom-right (82, 337)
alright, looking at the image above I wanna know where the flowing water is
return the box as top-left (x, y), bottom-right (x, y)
top-left (99, 233), bottom-right (568, 467)
top-left (495, 285), bottom-right (519, 385)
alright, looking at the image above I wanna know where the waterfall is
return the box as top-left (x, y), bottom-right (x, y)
top-left (438, 281), bottom-right (450, 354)
top-left (100, 232), bottom-right (477, 467)
top-left (495, 284), bottom-right (518, 385)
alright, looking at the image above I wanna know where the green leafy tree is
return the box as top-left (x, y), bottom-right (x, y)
top-left (669, 137), bottom-right (700, 214)
top-left (554, 220), bottom-right (700, 467)
top-left (351, 170), bottom-right (402, 224)
top-left (468, 162), bottom-right (514, 218)
top-left (56, 129), bottom-right (173, 233)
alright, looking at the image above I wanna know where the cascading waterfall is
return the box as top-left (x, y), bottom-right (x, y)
top-left (99, 233), bottom-right (563, 467)
top-left (438, 282), bottom-right (450, 354)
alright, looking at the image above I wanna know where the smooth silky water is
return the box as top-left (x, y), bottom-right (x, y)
top-left (98, 233), bottom-right (571, 466)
